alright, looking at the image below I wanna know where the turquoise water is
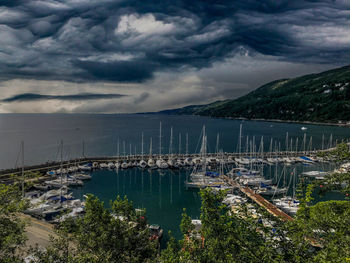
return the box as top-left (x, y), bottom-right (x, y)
top-left (71, 161), bottom-right (346, 245)
top-left (1, 114), bottom-right (349, 245)
top-left (72, 168), bottom-right (201, 246)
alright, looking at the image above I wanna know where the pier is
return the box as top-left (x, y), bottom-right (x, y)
top-left (0, 148), bottom-right (325, 180)
top-left (222, 175), bottom-right (293, 222)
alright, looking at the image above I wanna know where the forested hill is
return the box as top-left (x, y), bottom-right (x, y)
top-left (160, 65), bottom-right (350, 123)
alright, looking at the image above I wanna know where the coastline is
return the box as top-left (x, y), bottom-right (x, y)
top-left (221, 117), bottom-right (350, 127)
top-left (184, 114), bottom-right (350, 127)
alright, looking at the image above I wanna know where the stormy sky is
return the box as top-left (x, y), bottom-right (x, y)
top-left (0, 0), bottom-right (349, 113)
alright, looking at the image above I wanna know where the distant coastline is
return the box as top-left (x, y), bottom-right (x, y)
top-left (150, 113), bottom-right (350, 127)
top-left (218, 116), bottom-right (350, 127)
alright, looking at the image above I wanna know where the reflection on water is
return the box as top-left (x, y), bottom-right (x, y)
top-left (72, 168), bottom-right (201, 245)
top-left (72, 159), bottom-right (346, 246)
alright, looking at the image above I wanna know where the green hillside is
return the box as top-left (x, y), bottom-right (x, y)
top-left (167, 65), bottom-right (350, 123)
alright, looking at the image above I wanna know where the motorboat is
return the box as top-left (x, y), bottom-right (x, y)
top-left (107, 162), bottom-right (115, 169)
top-left (99, 163), bottom-right (109, 169)
top-left (72, 173), bottom-right (92, 180)
top-left (139, 160), bottom-right (148, 169)
top-left (78, 163), bottom-right (92, 171)
top-left (121, 161), bottom-right (129, 169)
top-left (257, 185), bottom-right (288, 196)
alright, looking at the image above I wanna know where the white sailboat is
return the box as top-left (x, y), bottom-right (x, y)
top-left (147, 138), bottom-right (157, 169)
top-left (139, 132), bottom-right (148, 169)
top-left (156, 122), bottom-right (168, 169)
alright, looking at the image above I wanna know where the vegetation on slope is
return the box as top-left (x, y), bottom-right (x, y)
top-left (166, 65), bottom-right (350, 123)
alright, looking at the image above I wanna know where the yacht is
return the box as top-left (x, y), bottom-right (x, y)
top-left (99, 163), bottom-right (109, 169)
top-left (78, 163), bottom-right (92, 171)
top-left (107, 162), bottom-right (115, 169)
top-left (121, 161), bottom-right (129, 169)
top-left (72, 173), bottom-right (92, 180)
top-left (139, 160), bottom-right (148, 169)
top-left (257, 185), bottom-right (288, 196)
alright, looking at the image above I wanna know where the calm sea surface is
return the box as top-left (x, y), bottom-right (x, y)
top-left (1, 113), bottom-right (349, 169)
top-left (0, 114), bottom-right (349, 244)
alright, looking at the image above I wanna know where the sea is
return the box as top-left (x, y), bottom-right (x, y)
top-left (0, 113), bottom-right (349, 245)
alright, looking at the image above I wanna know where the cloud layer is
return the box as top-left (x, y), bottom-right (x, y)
top-left (1, 93), bottom-right (126, 102)
top-left (0, 0), bottom-right (349, 112)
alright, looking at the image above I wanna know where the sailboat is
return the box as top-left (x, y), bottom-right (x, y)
top-left (272, 169), bottom-right (299, 215)
top-left (185, 126), bottom-right (224, 189)
top-left (147, 138), bottom-right (157, 169)
top-left (121, 141), bottom-right (129, 169)
top-left (156, 122), bottom-right (169, 169)
top-left (139, 132), bottom-right (148, 169)
top-left (167, 127), bottom-right (179, 169)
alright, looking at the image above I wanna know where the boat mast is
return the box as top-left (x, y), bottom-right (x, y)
top-left (159, 121), bottom-right (162, 159)
top-left (21, 141), bottom-right (24, 198)
top-left (295, 137), bottom-right (299, 153)
top-left (169, 127), bottom-right (173, 157)
top-left (129, 143), bottom-right (132, 159)
top-left (141, 132), bottom-right (144, 160)
top-left (82, 139), bottom-right (85, 158)
top-left (201, 126), bottom-right (207, 173)
top-left (60, 140), bottom-right (63, 206)
top-left (216, 133), bottom-right (220, 154)
top-left (238, 123), bottom-right (242, 155)
top-left (178, 133), bottom-right (182, 156)
top-left (186, 133), bottom-right (189, 156)
top-left (322, 134), bottom-right (325, 150)
top-left (123, 141), bottom-right (126, 157)
top-left (149, 138), bottom-right (153, 158)
top-left (117, 137), bottom-right (120, 157)
top-left (245, 135), bottom-right (249, 156)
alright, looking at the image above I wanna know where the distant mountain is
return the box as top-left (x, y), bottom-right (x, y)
top-left (159, 65), bottom-right (350, 123)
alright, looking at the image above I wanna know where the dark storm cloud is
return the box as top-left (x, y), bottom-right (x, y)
top-left (1, 93), bottom-right (126, 102)
top-left (0, 0), bottom-right (349, 83)
top-left (72, 60), bottom-right (156, 82)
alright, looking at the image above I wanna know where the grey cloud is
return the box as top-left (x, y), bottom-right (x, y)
top-left (1, 93), bottom-right (127, 102)
top-left (0, 0), bottom-right (348, 84)
top-left (134, 92), bottom-right (150, 104)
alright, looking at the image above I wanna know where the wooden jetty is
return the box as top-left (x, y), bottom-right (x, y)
top-left (222, 175), bottom-right (293, 222)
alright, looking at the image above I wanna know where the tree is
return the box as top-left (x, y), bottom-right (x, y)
top-left (31, 195), bottom-right (157, 263)
top-left (0, 184), bottom-right (27, 263)
top-left (162, 188), bottom-right (289, 263)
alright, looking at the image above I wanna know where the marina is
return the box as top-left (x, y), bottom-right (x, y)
top-left (1, 115), bottom-right (349, 248)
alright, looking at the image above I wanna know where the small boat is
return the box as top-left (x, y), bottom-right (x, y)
top-left (257, 186), bottom-right (288, 196)
top-left (149, 224), bottom-right (163, 241)
top-left (33, 184), bottom-right (50, 191)
top-left (99, 163), bottom-right (109, 169)
top-left (301, 127), bottom-right (307, 131)
top-left (68, 166), bottom-right (79, 173)
top-left (78, 163), bottom-right (92, 171)
top-left (73, 173), bottom-right (92, 180)
top-left (156, 159), bottom-right (169, 169)
top-left (184, 157), bottom-right (194, 166)
top-left (139, 160), bottom-right (147, 169)
top-left (107, 162), bottom-right (115, 169)
top-left (301, 170), bottom-right (328, 178)
top-left (121, 161), bottom-right (129, 169)
top-left (46, 170), bottom-right (56, 176)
